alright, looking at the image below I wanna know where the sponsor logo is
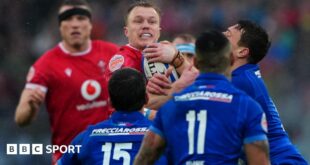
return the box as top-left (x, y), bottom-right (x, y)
top-left (97, 60), bottom-right (106, 73)
top-left (109, 55), bottom-right (124, 72)
top-left (64, 68), bottom-right (72, 77)
top-left (26, 67), bottom-right (35, 82)
top-left (175, 91), bottom-right (233, 103)
top-left (76, 100), bottom-right (107, 111)
top-left (91, 127), bottom-right (149, 136)
top-left (255, 70), bottom-right (262, 78)
top-left (6, 144), bottom-right (81, 155)
top-left (186, 160), bottom-right (205, 165)
top-left (81, 80), bottom-right (101, 101)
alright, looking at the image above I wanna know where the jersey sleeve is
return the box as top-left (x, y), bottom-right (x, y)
top-left (149, 101), bottom-right (171, 138)
top-left (25, 56), bottom-right (51, 93)
top-left (57, 131), bottom-right (87, 165)
top-left (243, 98), bottom-right (268, 144)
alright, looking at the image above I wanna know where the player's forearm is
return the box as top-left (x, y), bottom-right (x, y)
top-left (145, 81), bottom-right (183, 110)
top-left (134, 152), bottom-right (157, 165)
top-left (15, 102), bottom-right (38, 126)
top-left (15, 91), bottom-right (40, 126)
top-left (134, 131), bottom-right (165, 165)
top-left (145, 93), bottom-right (172, 110)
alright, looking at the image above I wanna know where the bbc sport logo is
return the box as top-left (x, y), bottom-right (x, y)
top-left (6, 144), bottom-right (81, 155)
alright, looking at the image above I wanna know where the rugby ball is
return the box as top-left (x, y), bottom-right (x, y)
top-left (142, 57), bottom-right (179, 82)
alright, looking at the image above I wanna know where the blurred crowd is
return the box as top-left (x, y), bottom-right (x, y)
top-left (0, 0), bottom-right (309, 163)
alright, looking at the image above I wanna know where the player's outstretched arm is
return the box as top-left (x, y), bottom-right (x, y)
top-left (145, 65), bottom-right (198, 110)
top-left (134, 131), bottom-right (165, 165)
top-left (245, 140), bottom-right (270, 165)
top-left (15, 88), bottom-right (45, 126)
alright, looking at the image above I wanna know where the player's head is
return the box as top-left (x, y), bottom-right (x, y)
top-left (108, 68), bottom-right (147, 112)
top-left (124, 1), bottom-right (161, 50)
top-left (172, 33), bottom-right (196, 64)
top-left (223, 20), bottom-right (271, 64)
top-left (195, 30), bottom-right (231, 74)
top-left (58, 0), bottom-right (92, 50)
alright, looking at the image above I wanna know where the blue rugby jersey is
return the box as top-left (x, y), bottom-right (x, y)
top-left (58, 111), bottom-right (166, 165)
top-left (232, 64), bottom-right (307, 164)
top-left (150, 73), bottom-right (267, 164)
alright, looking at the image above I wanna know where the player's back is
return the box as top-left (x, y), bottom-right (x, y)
top-left (232, 64), bottom-right (307, 164)
top-left (153, 73), bottom-right (266, 164)
top-left (59, 111), bottom-right (166, 165)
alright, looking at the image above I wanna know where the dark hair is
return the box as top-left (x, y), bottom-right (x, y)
top-left (195, 30), bottom-right (231, 73)
top-left (125, 1), bottom-right (161, 25)
top-left (59, 0), bottom-right (91, 12)
top-left (237, 20), bottom-right (271, 64)
top-left (108, 68), bottom-right (147, 112)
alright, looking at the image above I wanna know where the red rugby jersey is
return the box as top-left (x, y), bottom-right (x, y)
top-left (107, 44), bottom-right (143, 78)
top-left (25, 40), bottom-right (118, 163)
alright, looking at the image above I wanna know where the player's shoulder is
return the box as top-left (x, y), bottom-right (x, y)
top-left (33, 45), bottom-right (61, 66)
top-left (92, 40), bottom-right (119, 53)
top-left (92, 40), bottom-right (118, 48)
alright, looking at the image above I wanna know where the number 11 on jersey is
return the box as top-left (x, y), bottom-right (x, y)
top-left (186, 110), bottom-right (207, 155)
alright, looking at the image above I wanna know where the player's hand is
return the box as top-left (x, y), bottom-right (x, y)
top-left (26, 88), bottom-right (45, 110)
top-left (147, 67), bottom-right (173, 95)
top-left (174, 65), bottom-right (199, 91)
top-left (143, 41), bottom-right (177, 63)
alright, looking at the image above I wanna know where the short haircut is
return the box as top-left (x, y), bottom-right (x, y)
top-left (125, 1), bottom-right (161, 25)
top-left (59, 0), bottom-right (91, 13)
top-left (195, 30), bottom-right (231, 73)
top-left (237, 20), bottom-right (271, 64)
top-left (108, 68), bottom-right (147, 112)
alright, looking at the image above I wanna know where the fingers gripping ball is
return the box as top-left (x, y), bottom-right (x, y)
top-left (142, 56), bottom-right (179, 82)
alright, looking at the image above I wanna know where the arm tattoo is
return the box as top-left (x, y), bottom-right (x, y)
top-left (134, 131), bottom-right (165, 165)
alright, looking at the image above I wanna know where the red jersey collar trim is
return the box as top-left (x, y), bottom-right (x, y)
top-left (59, 41), bottom-right (92, 56)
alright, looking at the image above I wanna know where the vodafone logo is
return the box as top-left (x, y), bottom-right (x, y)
top-left (81, 80), bottom-right (101, 101)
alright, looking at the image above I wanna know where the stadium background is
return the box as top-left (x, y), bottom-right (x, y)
top-left (0, 0), bottom-right (309, 164)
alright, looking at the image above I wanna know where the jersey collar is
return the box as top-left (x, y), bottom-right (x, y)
top-left (232, 64), bottom-right (259, 75)
top-left (196, 73), bottom-right (228, 82)
top-left (111, 111), bottom-right (146, 124)
top-left (59, 40), bottom-right (92, 56)
top-left (126, 44), bottom-right (140, 51)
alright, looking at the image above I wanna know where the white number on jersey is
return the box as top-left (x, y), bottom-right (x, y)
top-left (102, 142), bottom-right (133, 165)
top-left (186, 110), bottom-right (207, 154)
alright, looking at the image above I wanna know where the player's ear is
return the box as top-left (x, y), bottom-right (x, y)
top-left (238, 47), bottom-right (249, 58)
top-left (124, 26), bottom-right (129, 37)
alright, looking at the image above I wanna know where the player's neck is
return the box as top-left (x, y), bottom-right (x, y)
top-left (230, 60), bottom-right (248, 73)
top-left (60, 40), bottom-right (91, 56)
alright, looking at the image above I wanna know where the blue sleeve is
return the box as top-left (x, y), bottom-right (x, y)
top-left (149, 107), bottom-right (164, 138)
top-left (149, 101), bottom-right (173, 138)
top-left (243, 99), bottom-right (268, 144)
top-left (57, 131), bottom-right (87, 165)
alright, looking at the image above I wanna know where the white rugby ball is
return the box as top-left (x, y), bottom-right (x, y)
top-left (142, 57), bottom-right (179, 82)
